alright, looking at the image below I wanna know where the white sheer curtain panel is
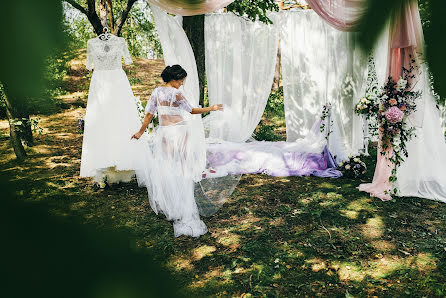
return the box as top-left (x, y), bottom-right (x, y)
top-left (205, 13), bottom-right (279, 142)
top-left (278, 10), bottom-right (367, 160)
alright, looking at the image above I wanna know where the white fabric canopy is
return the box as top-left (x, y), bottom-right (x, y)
top-left (277, 10), bottom-right (367, 160)
top-left (205, 13), bottom-right (279, 142)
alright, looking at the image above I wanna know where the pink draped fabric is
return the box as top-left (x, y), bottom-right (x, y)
top-left (147, 0), bottom-right (234, 16)
top-left (305, 0), bottom-right (366, 31)
top-left (387, 0), bottom-right (423, 80)
top-left (359, 0), bottom-right (423, 200)
top-left (358, 134), bottom-right (393, 201)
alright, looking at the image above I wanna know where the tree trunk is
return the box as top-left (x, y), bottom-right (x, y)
top-left (3, 90), bottom-right (28, 161)
top-left (183, 15), bottom-right (205, 107)
top-left (272, 40), bottom-right (281, 90)
top-left (106, 0), bottom-right (115, 32)
top-left (100, 0), bottom-right (108, 28)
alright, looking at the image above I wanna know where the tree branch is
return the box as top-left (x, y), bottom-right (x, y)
top-left (64, 0), bottom-right (87, 15)
top-left (116, 0), bottom-right (137, 36)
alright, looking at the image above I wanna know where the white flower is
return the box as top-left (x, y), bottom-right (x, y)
top-left (345, 165), bottom-right (351, 170)
top-left (397, 78), bottom-right (408, 91)
top-left (339, 162), bottom-right (344, 167)
top-left (353, 158), bottom-right (360, 163)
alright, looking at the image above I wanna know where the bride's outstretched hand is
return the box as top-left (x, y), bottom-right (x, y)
top-left (131, 131), bottom-right (143, 140)
top-left (211, 104), bottom-right (223, 111)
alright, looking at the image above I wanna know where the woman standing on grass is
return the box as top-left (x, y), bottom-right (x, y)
top-left (132, 65), bottom-right (223, 237)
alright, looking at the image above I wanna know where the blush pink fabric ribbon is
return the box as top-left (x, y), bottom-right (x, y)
top-left (147, 0), bottom-right (235, 16)
top-left (305, 0), bottom-right (423, 200)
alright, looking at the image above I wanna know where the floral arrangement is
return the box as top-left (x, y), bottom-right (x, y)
top-left (376, 58), bottom-right (420, 196)
top-left (338, 155), bottom-right (367, 178)
top-left (320, 103), bottom-right (333, 140)
top-left (355, 95), bottom-right (377, 118)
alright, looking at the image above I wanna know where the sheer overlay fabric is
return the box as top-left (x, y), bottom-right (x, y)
top-left (277, 10), bottom-right (367, 161)
top-left (205, 13), bottom-right (279, 142)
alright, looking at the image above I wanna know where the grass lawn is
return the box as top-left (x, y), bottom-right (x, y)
top-left (1, 55), bottom-right (446, 297)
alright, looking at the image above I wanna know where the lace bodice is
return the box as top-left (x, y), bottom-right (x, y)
top-left (86, 35), bottom-right (133, 71)
top-left (145, 87), bottom-right (194, 126)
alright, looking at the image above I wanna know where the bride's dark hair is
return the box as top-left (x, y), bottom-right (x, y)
top-left (161, 65), bottom-right (187, 83)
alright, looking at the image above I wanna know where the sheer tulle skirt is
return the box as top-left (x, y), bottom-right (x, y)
top-left (136, 123), bottom-right (207, 237)
top-left (80, 69), bottom-right (146, 181)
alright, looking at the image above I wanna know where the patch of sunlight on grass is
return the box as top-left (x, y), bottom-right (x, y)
top-left (273, 273), bottom-right (282, 280)
top-left (31, 145), bottom-right (55, 155)
top-left (231, 214), bottom-right (261, 231)
top-left (216, 232), bottom-right (241, 250)
top-left (192, 245), bottom-right (216, 261)
top-left (371, 240), bottom-right (396, 252)
top-left (189, 266), bottom-right (226, 289)
top-left (335, 253), bottom-right (438, 281)
top-left (332, 261), bottom-right (366, 281)
top-left (368, 256), bottom-right (408, 279)
top-left (319, 192), bottom-right (343, 207)
top-left (414, 252), bottom-right (437, 271)
top-left (306, 258), bottom-right (327, 272)
top-left (319, 182), bottom-right (337, 189)
top-left (269, 217), bottom-right (285, 227)
top-left (340, 197), bottom-right (375, 219)
top-left (361, 216), bottom-right (384, 239)
top-left (70, 201), bottom-right (87, 211)
top-left (167, 255), bottom-right (194, 271)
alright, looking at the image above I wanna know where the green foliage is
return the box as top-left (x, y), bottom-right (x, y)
top-left (0, 0), bottom-right (66, 101)
top-left (62, 2), bottom-right (96, 49)
top-left (264, 87), bottom-right (284, 117)
top-left (254, 87), bottom-right (285, 141)
top-left (118, 2), bottom-right (163, 58)
top-left (226, 0), bottom-right (279, 24)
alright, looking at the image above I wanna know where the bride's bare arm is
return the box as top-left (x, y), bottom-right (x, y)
top-left (191, 104), bottom-right (223, 114)
top-left (131, 113), bottom-right (154, 139)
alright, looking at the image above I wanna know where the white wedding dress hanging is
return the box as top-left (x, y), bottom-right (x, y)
top-left (80, 35), bottom-right (146, 183)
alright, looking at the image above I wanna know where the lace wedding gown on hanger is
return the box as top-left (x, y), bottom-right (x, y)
top-left (80, 35), bottom-right (146, 183)
top-left (136, 86), bottom-right (208, 237)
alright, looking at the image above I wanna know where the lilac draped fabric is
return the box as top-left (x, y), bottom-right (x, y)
top-left (204, 144), bottom-right (342, 178)
top-left (147, 0), bottom-right (234, 16)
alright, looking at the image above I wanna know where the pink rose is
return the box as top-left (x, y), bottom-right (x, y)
top-left (385, 106), bottom-right (404, 124)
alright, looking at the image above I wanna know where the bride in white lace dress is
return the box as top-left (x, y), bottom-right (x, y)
top-left (132, 65), bottom-right (223, 237)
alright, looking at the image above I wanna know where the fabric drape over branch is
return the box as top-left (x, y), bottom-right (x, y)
top-left (147, 0), bottom-right (234, 16)
top-left (305, 0), bottom-right (366, 31)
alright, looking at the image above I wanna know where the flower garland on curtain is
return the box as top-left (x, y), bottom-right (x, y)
top-left (356, 57), bottom-right (421, 197)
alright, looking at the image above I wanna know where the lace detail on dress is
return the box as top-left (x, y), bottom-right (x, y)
top-left (86, 35), bottom-right (133, 71)
top-left (145, 87), bottom-right (193, 116)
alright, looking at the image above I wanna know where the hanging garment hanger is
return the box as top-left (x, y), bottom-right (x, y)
top-left (98, 27), bottom-right (112, 41)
